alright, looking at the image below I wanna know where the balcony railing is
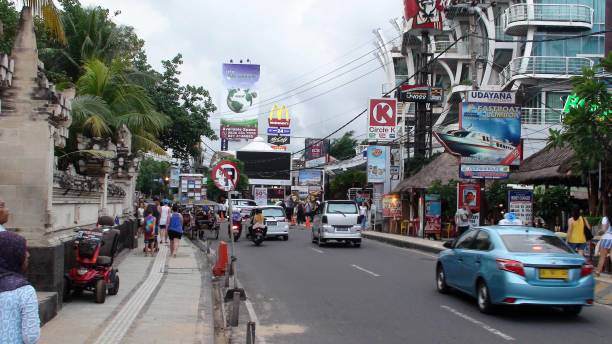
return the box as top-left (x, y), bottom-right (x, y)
top-left (503, 4), bottom-right (593, 35)
top-left (521, 108), bottom-right (563, 125)
top-left (499, 56), bottom-right (594, 86)
top-left (430, 41), bottom-right (468, 56)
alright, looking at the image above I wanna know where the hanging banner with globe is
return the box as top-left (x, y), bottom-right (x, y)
top-left (220, 117), bottom-right (258, 140)
top-left (222, 63), bottom-right (260, 115)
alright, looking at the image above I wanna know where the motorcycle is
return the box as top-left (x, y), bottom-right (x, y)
top-left (251, 225), bottom-right (267, 246)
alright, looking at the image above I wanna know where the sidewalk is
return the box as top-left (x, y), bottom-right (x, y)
top-left (40, 238), bottom-right (213, 344)
top-left (362, 230), bottom-right (612, 306)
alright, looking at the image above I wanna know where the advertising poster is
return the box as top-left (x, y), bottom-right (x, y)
top-left (254, 187), bottom-right (268, 206)
top-left (298, 170), bottom-right (323, 186)
top-left (382, 194), bottom-right (402, 218)
top-left (404, 0), bottom-right (445, 31)
top-left (425, 194), bottom-right (441, 234)
top-left (304, 138), bottom-right (330, 161)
top-left (291, 186), bottom-right (309, 200)
top-left (457, 182), bottom-right (481, 227)
top-left (220, 117), bottom-right (258, 141)
top-left (368, 98), bottom-right (397, 142)
top-left (221, 63), bottom-right (260, 115)
top-left (436, 102), bottom-right (522, 166)
top-left (170, 167), bottom-right (180, 188)
top-left (508, 190), bottom-right (533, 226)
top-left (367, 145), bottom-right (388, 183)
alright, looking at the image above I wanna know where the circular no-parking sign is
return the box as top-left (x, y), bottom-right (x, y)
top-left (211, 160), bottom-right (240, 192)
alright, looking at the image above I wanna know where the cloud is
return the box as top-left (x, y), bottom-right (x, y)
top-left (80, 0), bottom-right (403, 153)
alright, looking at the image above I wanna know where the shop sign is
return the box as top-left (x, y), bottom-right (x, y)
top-left (467, 90), bottom-right (516, 104)
top-left (268, 104), bottom-right (291, 127)
top-left (268, 135), bottom-right (290, 145)
top-left (254, 187), bottom-right (267, 206)
top-left (267, 127), bottom-right (291, 135)
top-left (368, 98), bottom-right (397, 142)
top-left (220, 117), bottom-right (258, 140)
top-left (367, 145), bottom-right (388, 183)
top-left (508, 190), bottom-right (533, 226)
top-left (271, 145), bottom-right (287, 151)
top-left (382, 194), bottom-right (402, 218)
top-left (457, 182), bottom-right (481, 227)
top-left (459, 164), bottom-right (510, 179)
top-left (399, 85), bottom-right (444, 103)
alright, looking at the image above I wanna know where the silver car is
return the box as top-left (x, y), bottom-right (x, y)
top-left (247, 206), bottom-right (290, 241)
top-left (312, 200), bottom-right (362, 247)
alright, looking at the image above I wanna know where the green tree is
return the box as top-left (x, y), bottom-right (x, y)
top-left (533, 186), bottom-right (572, 228)
top-left (0, 0), bottom-right (66, 45)
top-left (136, 158), bottom-right (170, 198)
top-left (484, 181), bottom-right (508, 223)
top-left (136, 54), bottom-right (217, 161)
top-left (549, 52), bottom-right (612, 214)
top-left (427, 179), bottom-right (457, 221)
top-left (329, 170), bottom-right (366, 199)
top-left (206, 157), bottom-right (249, 202)
top-left (329, 130), bottom-right (358, 160)
top-left (70, 58), bottom-right (170, 154)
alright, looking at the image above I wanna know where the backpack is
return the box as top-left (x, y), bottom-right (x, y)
top-left (144, 215), bottom-right (156, 239)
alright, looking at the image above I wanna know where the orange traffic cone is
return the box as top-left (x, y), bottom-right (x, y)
top-left (212, 241), bottom-right (228, 276)
top-left (305, 216), bottom-right (311, 229)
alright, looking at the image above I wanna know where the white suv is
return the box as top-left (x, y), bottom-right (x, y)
top-left (312, 200), bottom-right (362, 247)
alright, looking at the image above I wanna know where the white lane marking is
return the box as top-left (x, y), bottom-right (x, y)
top-left (440, 305), bottom-right (515, 341)
top-left (351, 264), bottom-right (381, 277)
top-left (310, 248), bottom-right (324, 254)
top-left (367, 239), bottom-right (438, 259)
top-left (594, 303), bottom-right (612, 311)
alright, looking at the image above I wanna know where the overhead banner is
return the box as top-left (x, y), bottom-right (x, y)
top-left (382, 194), bottom-right (402, 218)
top-left (367, 145), bottom-right (388, 183)
top-left (368, 98), bottom-right (397, 142)
top-left (425, 194), bottom-right (441, 235)
top-left (435, 102), bottom-right (522, 166)
top-left (508, 190), bottom-right (533, 226)
top-left (222, 63), bottom-right (260, 114)
top-left (268, 104), bottom-right (291, 127)
top-left (298, 169), bottom-right (323, 186)
top-left (268, 135), bottom-right (290, 145)
top-left (457, 182), bottom-right (481, 227)
top-left (220, 117), bottom-right (258, 140)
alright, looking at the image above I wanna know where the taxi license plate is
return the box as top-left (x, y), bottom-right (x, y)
top-left (539, 269), bottom-right (569, 279)
top-left (266, 221), bottom-right (277, 226)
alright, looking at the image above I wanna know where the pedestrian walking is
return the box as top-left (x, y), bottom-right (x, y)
top-left (285, 197), bottom-right (294, 223)
top-left (297, 202), bottom-right (305, 225)
top-left (143, 208), bottom-right (156, 256)
top-left (136, 202), bottom-right (145, 237)
top-left (596, 210), bottom-right (611, 276)
top-left (0, 231), bottom-right (40, 344)
top-left (150, 197), bottom-right (162, 252)
top-left (359, 202), bottom-right (368, 229)
top-left (455, 204), bottom-right (471, 237)
top-left (159, 200), bottom-right (171, 244)
top-left (0, 199), bottom-right (9, 232)
top-left (167, 205), bottom-right (184, 258)
top-left (567, 208), bottom-right (591, 256)
top-left (305, 201), bottom-right (312, 222)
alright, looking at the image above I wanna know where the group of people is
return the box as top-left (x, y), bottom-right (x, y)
top-left (136, 197), bottom-right (184, 258)
top-left (278, 197), bottom-right (319, 225)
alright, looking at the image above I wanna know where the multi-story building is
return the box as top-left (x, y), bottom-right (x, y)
top-left (375, 0), bottom-right (606, 158)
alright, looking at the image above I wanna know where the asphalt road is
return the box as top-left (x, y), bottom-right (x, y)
top-left (226, 227), bottom-right (612, 344)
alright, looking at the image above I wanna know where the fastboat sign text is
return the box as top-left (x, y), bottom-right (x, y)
top-left (467, 91), bottom-right (515, 104)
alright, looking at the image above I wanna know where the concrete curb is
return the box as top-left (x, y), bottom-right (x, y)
top-left (362, 232), bottom-right (444, 255)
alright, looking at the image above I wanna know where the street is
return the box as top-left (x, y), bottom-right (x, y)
top-left (229, 227), bottom-right (612, 344)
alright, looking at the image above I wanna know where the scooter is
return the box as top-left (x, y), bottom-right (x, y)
top-left (251, 225), bottom-right (267, 246)
top-left (64, 227), bottom-right (120, 304)
top-left (228, 211), bottom-right (242, 241)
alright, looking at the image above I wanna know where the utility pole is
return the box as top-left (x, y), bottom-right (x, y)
top-left (469, 12), bottom-right (478, 90)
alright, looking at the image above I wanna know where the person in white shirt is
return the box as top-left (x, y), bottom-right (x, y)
top-left (499, 212), bottom-right (523, 226)
top-left (0, 200), bottom-right (9, 232)
top-left (455, 205), bottom-right (471, 237)
top-left (159, 201), bottom-right (171, 244)
top-left (596, 212), bottom-right (611, 276)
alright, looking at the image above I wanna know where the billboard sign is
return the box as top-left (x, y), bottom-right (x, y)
top-left (436, 102), bottom-right (522, 166)
top-left (267, 127), bottom-right (291, 135)
top-left (220, 117), bottom-right (258, 140)
top-left (268, 104), bottom-right (291, 127)
top-left (425, 194), bottom-right (441, 234)
top-left (254, 187), bottom-right (267, 206)
top-left (508, 190), bottom-right (533, 226)
top-left (268, 135), bottom-right (290, 145)
top-left (368, 98), bottom-right (398, 142)
top-left (222, 63), bottom-right (260, 114)
top-left (298, 169), bottom-right (323, 186)
top-left (404, 0), bottom-right (445, 32)
top-left (169, 167), bottom-right (180, 188)
top-left (382, 194), bottom-right (402, 218)
top-left (399, 85), bottom-right (444, 103)
top-left (304, 138), bottom-right (330, 161)
top-left (467, 90), bottom-right (516, 104)
top-left (457, 182), bottom-right (480, 227)
top-left (367, 145), bottom-right (388, 183)
top-left (459, 164), bottom-right (510, 179)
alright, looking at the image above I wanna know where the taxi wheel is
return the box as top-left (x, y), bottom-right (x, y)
top-left (436, 264), bottom-right (450, 294)
top-left (477, 281), bottom-right (494, 314)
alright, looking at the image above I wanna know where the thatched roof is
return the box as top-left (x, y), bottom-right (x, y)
top-left (393, 153), bottom-right (463, 192)
top-left (509, 145), bottom-right (577, 184)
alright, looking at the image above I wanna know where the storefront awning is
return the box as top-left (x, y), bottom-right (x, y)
top-left (393, 153), bottom-right (462, 192)
top-left (509, 145), bottom-right (578, 185)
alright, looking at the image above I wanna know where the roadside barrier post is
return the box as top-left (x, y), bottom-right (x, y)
top-left (246, 322), bottom-right (256, 344)
top-left (230, 291), bottom-right (240, 327)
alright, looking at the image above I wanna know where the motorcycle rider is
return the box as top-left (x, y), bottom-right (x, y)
top-left (249, 209), bottom-right (267, 238)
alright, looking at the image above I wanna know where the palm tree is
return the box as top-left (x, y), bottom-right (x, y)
top-left (70, 58), bottom-right (170, 154)
top-left (0, 1), bottom-right (66, 44)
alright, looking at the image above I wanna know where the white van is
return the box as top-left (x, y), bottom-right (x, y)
top-left (312, 200), bottom-right (362, 247)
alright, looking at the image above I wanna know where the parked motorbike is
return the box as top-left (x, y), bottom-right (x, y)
top-left (64, 227), bottom-right (120, 304)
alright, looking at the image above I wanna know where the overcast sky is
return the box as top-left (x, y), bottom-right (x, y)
top-left (81, 0), bottom-right (403, 155)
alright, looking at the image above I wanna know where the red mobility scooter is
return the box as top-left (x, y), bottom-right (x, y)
top-left (64, 227), bottom-right (120, 303)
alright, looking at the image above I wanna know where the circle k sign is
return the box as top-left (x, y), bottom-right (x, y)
top-left (368, 98), bottom-right (397, 142)
top-left (211, 160), bottom-right (240, 192)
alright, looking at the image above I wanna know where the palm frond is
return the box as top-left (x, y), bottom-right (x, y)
top-left (115, 110), bottom-right (170, 136)
top-left (23, 0), bottom-right (67, 45)
top-left (70, 94), bottom-right (113, 125)
top-left (132, 133), bottom-right (167, 155)
top-left (82, 114), bottom-right (112, 137)
top-left (58, 149), bottom-right (116, 160)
